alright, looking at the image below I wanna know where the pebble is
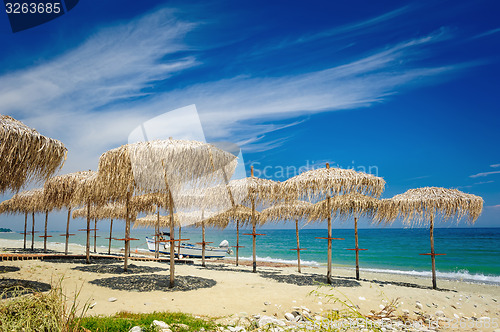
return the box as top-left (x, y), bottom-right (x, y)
top-left (379, 304), bottom-right (385, 309)
top-left (453, 313), bottom-right (460, 319)
top-left (89, 302), bottom-right (97, 309)
top-left (416, 302), bottom-right (423, 310)
top-left (152, 320), bottom-right (170, 329)
top-left (284, 313), bottom-right (294, 321)
top-left (129, 327), bottom-right (142, 332)
top-left (264, 302), bottom-right (271, 306)
top-left (402, 309), bottom-right (410, 315)
top-left (258, 315), bottom-right (285, 328)
top-left (108, 297), bottom-right (117, 302)
top-left (435, 310), bottom-right (445, 317)
top-left (358, 296), bottom-right (366, 301)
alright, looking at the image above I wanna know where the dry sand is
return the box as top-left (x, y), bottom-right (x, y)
top-left (1, 239), bottom-right (499, 330)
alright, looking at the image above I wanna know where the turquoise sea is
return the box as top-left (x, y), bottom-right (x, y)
top-left (1, 227), bottom-right (499, 284)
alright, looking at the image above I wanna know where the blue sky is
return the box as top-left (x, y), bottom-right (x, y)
top-left (0, 0), bottom-right (499, 230)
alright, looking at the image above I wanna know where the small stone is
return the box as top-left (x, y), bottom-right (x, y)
top-left (318, 301), bottom-right (322, 305)
top-left (258, 315), bottom-right (285, 328)
top-left (435, 310), bottom-right (445, 317)
top-left (264, 301), bottom-right (271, 306)
top-left (291, 311), bottom-right (301, 317)
top-left (152, 320), bottom-right (170, 329)
top-left (359, 296), bottom-right (366, 301)
top-left (129, 327), bottom-right (142, 332)
top-left (379, 304), bottom-right (385, 309)
top-left (416, 302), bottom-right (423, 310)
top-left (89, 302), bottom-right (97, 309)
top-left (108, 297), bottom-right (117, 302)
top-left (300, 306), bottom-right (310, 312)
top-left (454, 314), bottom-right (460, 319)
top-left (402, 309), bottom-right (410, 315)
top-left (284, 313), bottom-right (294, 321)
top-left (314, 315), bottom-right (324, 321)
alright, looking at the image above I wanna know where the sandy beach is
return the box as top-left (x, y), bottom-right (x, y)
top-left (1, 238), bottom-right (499, 331)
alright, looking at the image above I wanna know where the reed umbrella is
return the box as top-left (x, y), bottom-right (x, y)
top-left (260, 201), bottom-right (312, 273)
top-left (1, 188), bottom-right (48, 251)
top-left (283, 163), bottom-right (385, 283)
top-left (200, 204), bottom-right (256, 267)
top-left (307, 193), bottom-right (379, 280)
top-left (95, 139), bottom-right (237, 285)
top-left (0, 115), bottom-right (67, 194)
top-left (208, 167), bottom-right (280, 272)
top-left (376, 187), bottom-right (483, 289)
top-left (44, 171), bottom-right (95, 255)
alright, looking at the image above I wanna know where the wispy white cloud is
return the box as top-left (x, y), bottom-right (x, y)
top-left (472, 28), bottom-right (500, 40)
top-left (490, 164), bottom-right (500, 168)
top-left (487, 204), bottom-right (500, 209)
top-left (0, 7), bottom-right (472, 172)
top-left (473, 180), bottom-right (494, 185)
top-left (470, 171), bottom-right (500, 178)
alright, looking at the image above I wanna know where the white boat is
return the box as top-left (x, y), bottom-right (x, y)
top-left (146, 236), bottom-right (231, 258)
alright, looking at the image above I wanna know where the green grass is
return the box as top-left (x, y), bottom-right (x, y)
top-left (78, 311), bottom-right (220, 331)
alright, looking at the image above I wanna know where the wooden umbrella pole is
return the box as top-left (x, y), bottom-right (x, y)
top-left (155, 208), bottom-right (160, 259)
top-left (43, 211), bottom-right (48, 253)
top-left (327, 195), bottom-right (332, 284)
top-left (65, 208), bottom-right (71, 255)
top-left (202, 220), bottom-right (206, 267)
top-left (168, 189), bottom-right (175, 288)
top-left (178, 226), bottom-right (182, 256)
top-left (236, 220), bottom-right (240, 266)
top-left (354, 217), bottom-right (360, 280)
top-left (23, 212), bottom-right (27, 250)
top-left (430, 215), bottom-right (437, 290)
top-left (108, 219), bottom-right (113, 255)
top-left (251, 198), bottom-right (257, 273)
top-left (93, 219), bottom-right (97, 253)
top-left (296, 219), bottom-right (301, 273)
top-left (124, 191), bottom-right (131, 271)
top-left (31, 212), bottom-right (35, 250)
top-left (86, 202), bottom-right (90, 264)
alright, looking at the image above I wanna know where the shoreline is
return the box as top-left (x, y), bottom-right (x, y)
top-left (2, 237), bottom-right (499, 287)
top-left (1, 239), bottom-right (499, 331)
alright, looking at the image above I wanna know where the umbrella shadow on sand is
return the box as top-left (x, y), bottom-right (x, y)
top-left (0, 266), bottom-right (21, 274)
top-left (0, 278), bottom-right (51, 298)
top-left (73, 263), bottom-right (167, 274)
top-left (194, 263), bottom-right (254, 274)
top-left (90, 274), bottom-right (216, 292)
top-left (349, 276), bottom-right (457, 292)
top-left (259, 271), bottom-right (361, 287)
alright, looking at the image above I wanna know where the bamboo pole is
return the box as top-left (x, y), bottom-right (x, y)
top-left (326, 163), bottom-right (332, 284)
top-left (236, 220), bottom-right (240, 266)
top-left (31, 212), bottom-right (35, 250)
top-left (155, 209), bottom-right (160, 258)
top-left (65, 208), bottom-right (71, 255)
top-left (124, 191), bottom-right (131, 271)
top-left (167, 188), bottom-right (175, 288)
top-left (295, 219), bottom-right (301, 273)
top-left (251, 166), bottom-right (257, 273)
top-left (202, 220), bottom-right (206, 267)
top-left (430, 214), bottom-right (437, 289)
top-left (86, 202), bottom-right (90, 264)
top-left (23, 212), bottom-right (27, 250)
top-left (43, 211), bottom-right (48, 253)
top-left (354, 217), bottom-right (360, 280)
top-left (93, 219), bottom-right (97, 253)
top-left (108, 219), bottom-right (113, 255)
top-left (178, 226), bottom-right (182, 256)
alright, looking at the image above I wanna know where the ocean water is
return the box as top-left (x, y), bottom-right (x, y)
top-left (1, 227), bottom-right (499, 284)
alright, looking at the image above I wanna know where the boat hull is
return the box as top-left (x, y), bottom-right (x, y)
top-left (146, 237), bottom-right (229, 258)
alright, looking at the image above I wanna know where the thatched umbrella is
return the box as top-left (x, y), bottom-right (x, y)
top-left (200, 205), bottom-right (256, 267)
top-left (260, 201), bottom-right (312, 273)
top-left (308, 193), bottom-right (379, 280)
top-left (283, 163), bottom-right (385, 283)
top-left (1, 188), bottom-right (48, 251)
top-left (95, 139), bottom-right (237, 285)
top-left (44, 171), bottom-right (95, 255)
top-left (0, 196), bottom-right (29, 249)
top-left (0, 115), bottom-right (67, 194)
top-left (376, 187), bottom-right (483, 289)
top-left (208, 167), bottom-right (279, 272)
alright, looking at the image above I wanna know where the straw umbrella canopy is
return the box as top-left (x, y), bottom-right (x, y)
top-left (198, 204), bottom-right (257, 267)
top-left (95, 139), bottom-right (238, 285)
top-left (283, 163), bottom-right (385, 284)
top-left (260, 200), bottom-right (312, 273)
top-left (375, 187), bottom-right (483, 289)
top-left (0, 115), bottom-right (67, 194)
top-left (44, 171), bottom-right (95, 254)
top-left (1, 188), bottom-right (49, 251)
top-left (308, 193), bottom-right (379, 280)
top-left (207, 167), bottom-right (280, 272)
